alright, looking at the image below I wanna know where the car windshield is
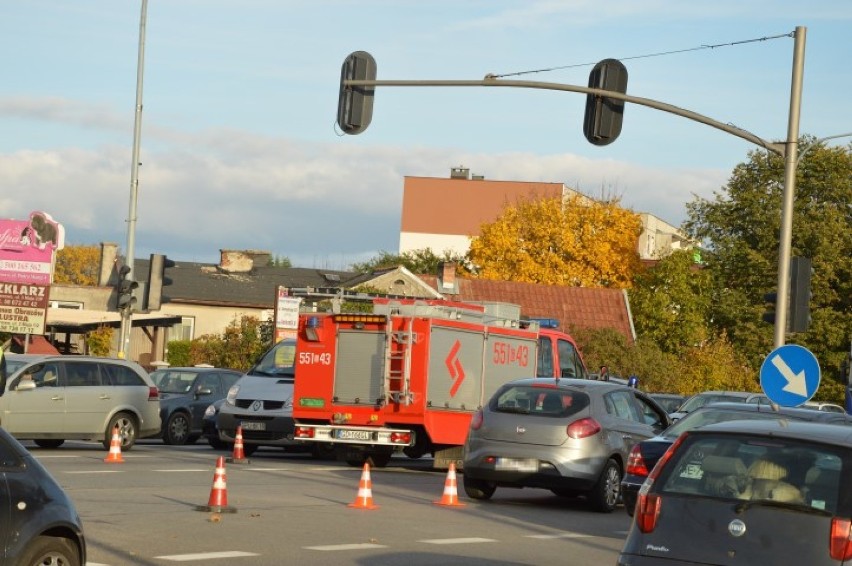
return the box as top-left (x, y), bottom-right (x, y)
top-left (5, 359), bottom-right (28, 376)
top-left (662, 408), bottom-right (795, 439)
top-left (658, 434), bottom-right (846, 515)
top-left (249, 339), bottom-right (296, 378)
top-left (150, 370), bottom-right (198, 393)
top-left (490, 385), bottom-right (590, 417)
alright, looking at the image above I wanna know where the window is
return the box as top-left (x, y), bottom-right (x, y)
top-left (536, 337), bottom-right (554, 377)
top-left (606, 390), bottom-right (642, 421)
top-left (170, 317), bottom-right (195, 342)
top-left (64, 362), bottom-right (102, 387)
top-left (557, 339), bottom-right (584, 378)
top-left (24, 363), bottom-right (61, 388)
top-left (102, 364), bottom-right (145, 386)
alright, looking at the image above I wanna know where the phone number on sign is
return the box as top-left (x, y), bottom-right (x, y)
top-left (493, 342), bottom-right (530, 366)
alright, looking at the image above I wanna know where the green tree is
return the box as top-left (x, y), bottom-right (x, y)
top-left (167, 315), bottom-right (273, 371)
top-left (351, 248), bottom-right (468, 275)
top-left (685, 137), bottom-right (852, 389)
top-left (54, 244), bottom-right (101, 285)
top-left (468, 195), bottom-right (642, 288)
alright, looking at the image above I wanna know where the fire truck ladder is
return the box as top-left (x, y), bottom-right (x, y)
top-left (385, 317), bottom-right (415, 405)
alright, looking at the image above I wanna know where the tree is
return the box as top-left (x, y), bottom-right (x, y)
top-left (167, 315), bottom-right (273, 370)
top-left (684, 137), bottom-right (852, 386)
top-left (468, 194), bottom-right (642, 287)
top-left (628, 250), bottom-right (712, 354)
top-left (351, 248), bottom-right (468, 275)
top-left (54, 244), bottom-right (101, 286)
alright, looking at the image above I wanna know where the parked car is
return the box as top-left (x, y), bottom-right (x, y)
top-left (621, 402), bottom-right (852, 516)
top-left (668, 390), bottom-right (770, 421)
top-left (618, 419), bottom-right (852, 565)
top-left (202, 399), bottom-right (231, 450)
top-left (648, 393), bottom-right (685, 414)
top-left (0, 356), bottom-right (87, 565)
top-left (149, 366), bottom-right (242, 445)
top-left (462, 377), bottom-right (671, 512)
top-left (1, 354), bottom-right (161, 450)
top-left (802, 401), bottom-right (847, 413)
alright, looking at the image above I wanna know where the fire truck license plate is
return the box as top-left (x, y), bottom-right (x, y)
top-left (495, 458), bottom-right (538, 472)
top-left (240, 421), bottom-right (266, 431)
top-left (336, 430), bottom-right (372, 441)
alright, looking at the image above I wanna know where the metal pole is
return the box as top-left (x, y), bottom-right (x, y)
top-left (118, 0), bottom-right (148, 359)
top-left (773, 26), bottom-right (806, 349)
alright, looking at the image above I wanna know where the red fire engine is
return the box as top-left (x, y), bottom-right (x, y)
top-left (292, 298), bottom-right (587, 468)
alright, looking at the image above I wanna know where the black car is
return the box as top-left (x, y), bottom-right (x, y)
top-left (150, 367), bottom-right (242, 445)
top-left (0, 361), bottom-right (86, 566)
top-left (202, 399), bottom-right (231, 450)
top-left (621, 402), bottom-right (852, 516)
top-left (618, 420), bottom-right (852, 565)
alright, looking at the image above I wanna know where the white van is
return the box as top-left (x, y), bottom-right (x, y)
top-left (216, 339), bottom-right (303, 456)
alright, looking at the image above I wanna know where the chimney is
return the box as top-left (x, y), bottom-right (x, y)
top-left (219, 250), bottom-right (255, 273)
top-left (439, 261), bottom-right (458, 294)
top-left (98, 242), bottom-right (119, 286)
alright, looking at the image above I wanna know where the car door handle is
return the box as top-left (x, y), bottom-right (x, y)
top-left (51, 396), bottom-right (63, 401)
top-left (99, 394), bottom-right (111, 400)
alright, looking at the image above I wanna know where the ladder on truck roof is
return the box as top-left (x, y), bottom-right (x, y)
top-left (384, 316), bottom-right (415, 406)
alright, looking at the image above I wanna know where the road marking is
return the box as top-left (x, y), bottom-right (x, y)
top-left (418, 537), bottom-right (496, 545)
top-left (154, 551), bottom-right (259, 561)
top-left (152, 469), bottom-right (209, 472)
top-left (64, 470), bottom-right (123, 474)
top-left (304, 543), bottom-right (388, 551)
top-left (525, 532), bottom-right (592, 539)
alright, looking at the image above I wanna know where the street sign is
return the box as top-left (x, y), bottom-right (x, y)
top-left (760, 344), bottom-right (821, 407)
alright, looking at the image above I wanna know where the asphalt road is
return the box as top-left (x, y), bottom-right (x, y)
top-left (27, 440), bottom-right (634, 565)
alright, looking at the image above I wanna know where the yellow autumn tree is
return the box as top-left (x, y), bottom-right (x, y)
top-left (468, 194), bottom-right (641, 288)
top-left (54, 244), bottom-right (102, 286)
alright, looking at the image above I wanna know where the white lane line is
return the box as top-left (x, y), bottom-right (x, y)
top-left (154, 551), bottom-right (259, 561)
top-left (152, 469), bottom-right (209, 472)
top-left (86, 562), bottom-right (111, 565)
top-left (64, 470), bottom-right (123, 474)
top-left (418, 538), bottom-right (496, 545)
top-left (525, 533), bottom-right (592, 539)
top-left (304, 543), bottom-right (388, 551)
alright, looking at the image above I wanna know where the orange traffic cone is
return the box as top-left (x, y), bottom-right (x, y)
top-left (348, 462), bottom-right (379, 509)
top-left (434, 462), bottom-right (466, 507)
top-left (226, 425), bottom-right (250, 464)
top-left (196, 456), bottom-right (237, 513)
top-left (104, 425), bottom-right (124, 463)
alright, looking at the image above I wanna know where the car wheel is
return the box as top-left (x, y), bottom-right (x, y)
top-left (164, 412), bottom-right (191, 445)
top-left (18, 535), bottom-right (80, 566)
top-left (588, 458), bottom-right (621, 513)
top-left (34, 439), bottom-right (65, 449)
top-left (463, 474), bottom-right (496, 500)
top-left (103, 412), bottom-right (138, 451)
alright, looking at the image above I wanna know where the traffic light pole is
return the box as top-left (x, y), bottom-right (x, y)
top-left (343, 27), bottom-right (807, 349)
top-left (119, 0), bottom-right (148, 359)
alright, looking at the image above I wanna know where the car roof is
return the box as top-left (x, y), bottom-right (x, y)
top-left (151, 367), bottom-right (240, 373)
top-left (686, 390), bottom-right (762, 398)
top-left (503, 377), bottom-right (636, 392)
top-left (686, 401), bottom-right (852, 421)
top-left (690, 419), bottom-right (852, 446)
top-left (650, 393), bottom-right (685, 398)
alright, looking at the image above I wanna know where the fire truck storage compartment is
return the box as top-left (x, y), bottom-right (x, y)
top-left (426, 326), bottom-right (538, 410)
top-left (333, 329), bottom-right (385, 404)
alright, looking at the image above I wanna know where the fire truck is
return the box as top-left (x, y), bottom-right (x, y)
top-left (292, 298), bottom-right (587, 468)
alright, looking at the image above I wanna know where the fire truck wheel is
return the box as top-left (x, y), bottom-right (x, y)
top-left (463, 475), bottom-right (496, 500)
top-left (367, 452), bottom-right (392, 468)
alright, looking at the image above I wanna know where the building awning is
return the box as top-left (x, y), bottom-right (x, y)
top-left (46, 308), bottom-right (182, 333)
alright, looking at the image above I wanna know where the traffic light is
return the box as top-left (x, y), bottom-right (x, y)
top-left (583, 58), bottom-right (628, 146)
top-left (761, 292), bottom-right (778, 325)
top-left (146, 253), bottom-right (175, 311)
top-left (789, 256), bottom-right (812, 333)
top-left (116, 264), bottom-right (138, 312)
top-left (337, 51), bottom-right (377, 135)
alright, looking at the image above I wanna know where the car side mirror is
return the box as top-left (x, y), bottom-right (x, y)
top-left (16, 379), bottom-right (36, 392)
top-left (196, 387), bottom-right (213, 397)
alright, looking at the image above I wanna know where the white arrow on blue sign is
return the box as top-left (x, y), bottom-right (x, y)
top-left (759, 344), bottom-right (821, 407)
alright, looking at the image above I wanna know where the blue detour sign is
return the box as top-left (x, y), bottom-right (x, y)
top-left (760, 344), bottom-right (821, 407)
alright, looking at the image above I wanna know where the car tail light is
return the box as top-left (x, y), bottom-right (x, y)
top-left (470, 410), bottom-right (484, 431)
top-left (390, 431), bottom-right (411, 444)
top-left (829, 518), bottom-right (852, 560)
top-left (147, 386), bottom-right (159, 401)
top-left (566, 417), bottom-right (601, 439)
top-left (635, 433), bottom-right (688, 533)
top-left (625, 445), bottom-right (649, 477)
top-left (294, 426), bottom-right (314, 439)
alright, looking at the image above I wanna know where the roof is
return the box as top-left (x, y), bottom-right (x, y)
top-left (693, 419), bottom-right (852, 445)
top-left (11, 335), bottom-right (60, 354)
top-left (418, 275), bottom-right (635, 343)
top-left (46, 308), bottom-right (182, 333)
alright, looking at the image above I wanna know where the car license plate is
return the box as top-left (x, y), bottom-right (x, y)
top-left (495, 458), bottom-right (538, 472)
top-left (336, 429), bottom-right (372, 441)
top-left (240, 421), bottom-right (266, 431)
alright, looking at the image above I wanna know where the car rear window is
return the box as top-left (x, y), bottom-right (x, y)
top-left (101, 364), bottom-right (146, 387)
top-left (490, 385), bottom-right (590, 417)
top-left (657, 434), bottom-right (848, 514)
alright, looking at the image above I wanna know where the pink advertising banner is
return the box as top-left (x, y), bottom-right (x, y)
top-left (0, 211), bottom-right (65, 285)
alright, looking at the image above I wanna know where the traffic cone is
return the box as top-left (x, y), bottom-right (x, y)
top-left (104, 425), bottom-right (124, 463)
top-left (434, 462), bottom-right (466, 507)
top-left (195, 456), bottom-right (237, 513)
top-left (348, 462), bottom-right (379, 509)
top-left (226, 425), bottom-right (250, 464)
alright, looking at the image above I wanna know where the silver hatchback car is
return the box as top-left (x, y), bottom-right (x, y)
top-left (462, 378), bottom-right (671, 512)
top-left (1, 354), bottom-right (161, 450)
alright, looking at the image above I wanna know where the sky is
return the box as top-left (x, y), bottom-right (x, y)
top-left (2, 1), bottom-right (851, 270)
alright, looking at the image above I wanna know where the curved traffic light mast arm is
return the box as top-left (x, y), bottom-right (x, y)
top-left (345, 77), bottom-right (785, 156)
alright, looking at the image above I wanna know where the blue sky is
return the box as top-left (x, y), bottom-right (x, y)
top-left (1, 1), bottom-right (850, 269)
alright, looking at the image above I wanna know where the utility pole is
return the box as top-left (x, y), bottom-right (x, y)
top-left (118, 0), bottom-right (148, 359)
